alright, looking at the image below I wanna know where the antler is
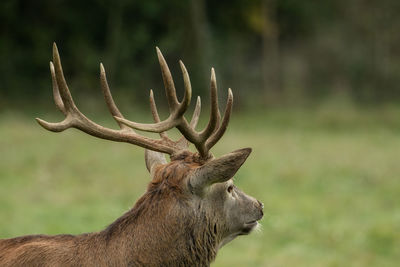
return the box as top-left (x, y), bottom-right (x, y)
top-left (115, 48), bottom-right (233, 158)
top-left (37, 43), bottom-right (233, 159)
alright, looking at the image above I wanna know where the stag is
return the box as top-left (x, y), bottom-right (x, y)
top-left (0, 43), bottom-right (263, 266)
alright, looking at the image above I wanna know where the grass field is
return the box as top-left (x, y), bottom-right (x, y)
top-left (1, 106), bottom-right (400, 266)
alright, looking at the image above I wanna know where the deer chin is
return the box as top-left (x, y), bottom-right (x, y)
top-left (219, 234), bottom-right (238, 249)
top-left (219, 221), bottom-right (260, 249)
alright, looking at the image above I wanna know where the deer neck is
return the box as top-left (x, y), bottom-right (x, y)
top-left (101, 193), bottom-right (220, 266)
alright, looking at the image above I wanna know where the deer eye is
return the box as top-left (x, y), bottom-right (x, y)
top-left (227, 185), bottom-right (234, 193)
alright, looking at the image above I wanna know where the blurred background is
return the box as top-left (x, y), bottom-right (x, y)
top-left (2, 0), bottom-right (400, 108)
top-left (1, 0), bottom-right (400, 266)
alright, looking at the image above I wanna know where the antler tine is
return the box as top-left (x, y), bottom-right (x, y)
top-left (199, 68), bottom-right (219, 139)
top-left (50, 62), bottom-right (66, 115)
top-left (178, 61), bottom-right (192, 116)
top-left (100, 63), bottom-right (131, 131)
top-left (36, 117), bottom-right (73, 132)
top-left (156, 47), bottom-right (179, 111)
top-left (52, 43), bottom-right (76, 112)
top-left (36, 43), bottom-right (78, 132)
top-left (190, 96), bottom-right (201, 128)
top-left (149, 89), bottom-right (168, 139)
top-left (206, 88), bottom-right (233, 150)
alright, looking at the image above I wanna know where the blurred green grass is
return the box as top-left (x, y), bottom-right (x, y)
top-left (1, 106), bottom-right (400, 266)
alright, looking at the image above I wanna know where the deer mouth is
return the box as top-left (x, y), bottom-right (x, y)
top-left (241, 210), bottom-right (264, 234)
top-left (245, 221), bottom-right (258, 228)
top-left (240, 220), bottom-right (259, 235)
top-left (247, 219), bottom-right (259, 224)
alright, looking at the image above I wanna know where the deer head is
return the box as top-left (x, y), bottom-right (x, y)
top-left (29, 43), bottom-right (263, 265)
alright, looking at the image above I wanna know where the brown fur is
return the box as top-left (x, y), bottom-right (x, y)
top-left (0, 154), bottom-right (222, 267)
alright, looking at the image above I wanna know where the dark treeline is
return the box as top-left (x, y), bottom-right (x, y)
top-left (1, 0), bottom-right (399, 109)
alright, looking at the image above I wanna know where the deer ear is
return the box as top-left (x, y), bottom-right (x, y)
top-left (189, 148), bottom-right (252, 193)
top-left (145, 149), bottom-right (167, 176)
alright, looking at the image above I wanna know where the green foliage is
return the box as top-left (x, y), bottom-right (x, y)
top-left (1, 0), bottom-right (400, 108)
top-left (1, 107), bottom-right (400, 266)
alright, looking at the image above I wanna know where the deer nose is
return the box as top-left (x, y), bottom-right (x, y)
top-left (257, 200), bottom-right (264, 217)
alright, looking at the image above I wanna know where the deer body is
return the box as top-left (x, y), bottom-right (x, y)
top-left (0, 44), bottom-right (263, 266)
top-left (0, 174), bottom-right (217, 266)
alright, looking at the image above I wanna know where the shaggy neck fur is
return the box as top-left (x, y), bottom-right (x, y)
top-left (101, 157), bottom-right (221, 266)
